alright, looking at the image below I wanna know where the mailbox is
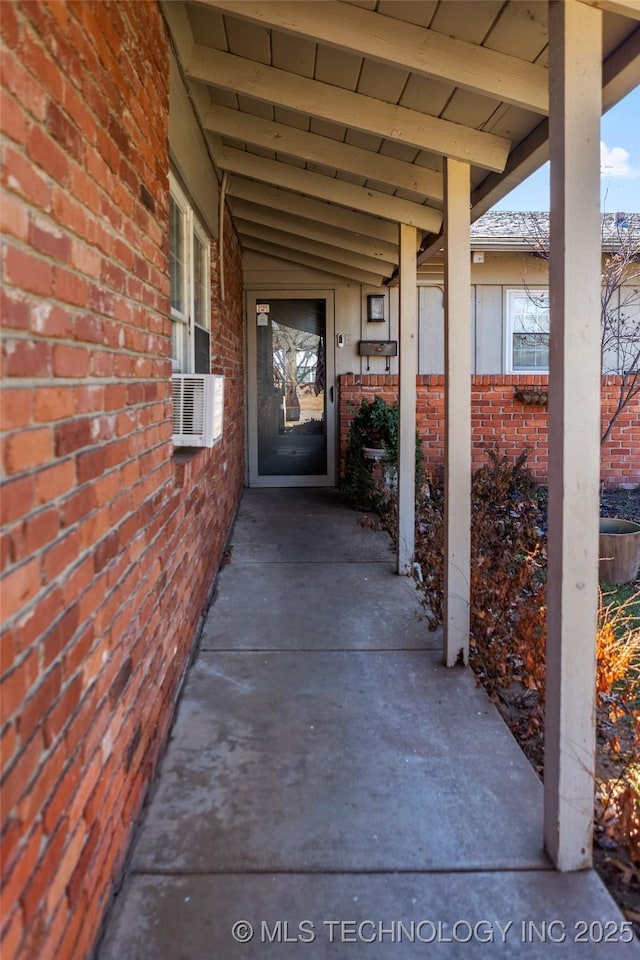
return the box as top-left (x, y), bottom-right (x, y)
top-left (358, 340), bottom-right (398, 356)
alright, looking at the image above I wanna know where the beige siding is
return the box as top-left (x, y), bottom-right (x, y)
top-left (243, 250), bottom-right (636, 380)
top-left (417, 251), bottom-right (549, 376)
top-left (417, 285), bottom-right (476, 375)
top-left (471, 252), bottom-right (548, 285)
top-left (419, 251), bottom-right (549, 286)
top-left (243, 250), bottom-right (347, 289)
top-left (339, 285), bottom-right (364, 378)
top-left (418, 286), bottom-right (445, 374)
top-left (474, 285), bottom-right (503, 373)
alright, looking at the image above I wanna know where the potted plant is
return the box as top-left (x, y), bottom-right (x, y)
top-left (343, 396), bottom-right (423, 509)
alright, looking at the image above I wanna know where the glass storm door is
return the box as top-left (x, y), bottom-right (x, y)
top-left (248, 294), bottom-right (335, 486)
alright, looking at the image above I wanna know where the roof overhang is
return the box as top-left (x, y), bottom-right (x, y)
top-left (162, 0), bottom-right (640, 285)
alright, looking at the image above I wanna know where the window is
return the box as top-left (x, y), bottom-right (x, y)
top-left (169, 173), bottom-right (211, 374)
top-left (506, 289), bottom-right (549, 372)
top-left (296, 348), bottom-right (318, 384)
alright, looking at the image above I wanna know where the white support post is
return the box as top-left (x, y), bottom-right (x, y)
top-left (443, 159), bottom-right (471, 667)
top-left (545, 0), bottom-right (602, 872)
top-left (397, 223), bottom-right (417, 575)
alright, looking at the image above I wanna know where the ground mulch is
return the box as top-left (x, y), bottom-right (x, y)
top-left (601, 487), bottom-right (640, 526)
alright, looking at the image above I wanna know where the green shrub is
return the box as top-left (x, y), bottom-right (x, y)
top-left (343, 396), bottom-right (423, 509)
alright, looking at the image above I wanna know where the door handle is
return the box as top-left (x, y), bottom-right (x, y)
top-left (329, 386), bottom-right (334, 403)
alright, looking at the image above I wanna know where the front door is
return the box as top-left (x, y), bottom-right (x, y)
top-left (247, 293), bottom-right (335, 486)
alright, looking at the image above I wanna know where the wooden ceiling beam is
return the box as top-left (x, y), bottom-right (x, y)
top-left (227, 178), bottom-right (406, 244)
top-left (235, 218), bottom-right (395, 274)
top-left (187, 46), bottom-right (511, 172)
top-left (203, 105), bottom-right (444, 200)
top-left (195, 0), bottom-right (549, 113)
top-left (242, 237), bottom-right (386, 285)
top-left (229, 199), bottom-right (398, 263)
top-left (579, 0), bottom-right (640, 19)
top-left (216, 147), bottom-right (443, 232)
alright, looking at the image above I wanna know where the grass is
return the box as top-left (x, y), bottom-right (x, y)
top-left (593, 586), bottom-right (640, 922)
top-left (599, 584), bottom-right (640, 712)
top-left (601, 583), bottom-right (640, 622)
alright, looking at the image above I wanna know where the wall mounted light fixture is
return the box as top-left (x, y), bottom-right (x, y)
top-left (366, 294), bottom-right (385, 322)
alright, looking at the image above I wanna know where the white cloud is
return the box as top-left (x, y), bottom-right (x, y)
top-left (600, 141), bottom-right (638, 178)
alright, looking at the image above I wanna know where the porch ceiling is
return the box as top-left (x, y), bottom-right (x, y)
top-left (163, 0), bottom-right (640, 285)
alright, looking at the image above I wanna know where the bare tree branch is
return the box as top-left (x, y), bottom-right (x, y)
top-left (520, 213), bottom-right (640, 446)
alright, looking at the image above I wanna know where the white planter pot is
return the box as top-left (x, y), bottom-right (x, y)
top-left (362, 446), bottom-right (390, 462)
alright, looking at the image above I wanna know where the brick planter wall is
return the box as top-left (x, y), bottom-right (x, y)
top-left (0, 4), bottom-right (244, 959)
top-left (339, 375), bottom-right (639, 488)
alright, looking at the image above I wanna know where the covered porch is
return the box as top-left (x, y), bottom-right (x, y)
top-left (164, 0), bottom-right (640, 873)
top-left (97, 488), bottom-right (635, 957)
top-left (4, 2), bottom-right (640, 956)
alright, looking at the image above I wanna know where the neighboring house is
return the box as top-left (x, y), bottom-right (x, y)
top-left (1, 3), bottom-right (638, 959)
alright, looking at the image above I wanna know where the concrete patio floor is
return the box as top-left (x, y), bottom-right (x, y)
top-left (98, 489), bottom-right (639, 958)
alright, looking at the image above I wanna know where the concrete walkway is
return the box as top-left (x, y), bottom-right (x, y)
top-left (98, 489), bottom-right (638, 958)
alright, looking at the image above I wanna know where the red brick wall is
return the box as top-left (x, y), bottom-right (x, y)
top-left (0, 4), bottom-right (245, 959)
top-left (339, 375), bottom-right (639, 488)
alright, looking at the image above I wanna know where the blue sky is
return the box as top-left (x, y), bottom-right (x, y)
top-left (492, 88), bottom-right (640, 213)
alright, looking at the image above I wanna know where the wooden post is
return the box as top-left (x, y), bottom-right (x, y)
top-left (397, 223), bottom-right (417, 575)
top-left (545, 0), bottom-right (602, 872)
top-left (443, 158), bottom-right (471, 667)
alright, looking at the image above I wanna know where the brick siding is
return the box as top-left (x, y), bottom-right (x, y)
top-left (0, 3), bottom-right (244, 958)
top-left (339, 375), bottom-right (639, 488)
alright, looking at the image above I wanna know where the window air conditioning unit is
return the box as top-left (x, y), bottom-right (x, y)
top-left (172, 374), bottom-right (224, 448)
